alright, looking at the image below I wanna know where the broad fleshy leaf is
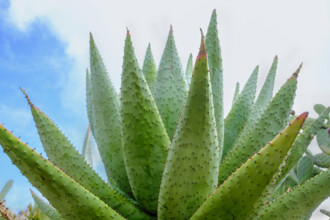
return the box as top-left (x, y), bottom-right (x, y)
top-left (0, 124), bottom-right (125, 220)
top-left (258, 168), bottom-right (330, 220)
top-left (219, 66), bottom-right (300, 184)
top-left (223, 66), bottom-right (258, 159)
top-left (190, 113), bottom-right (307, 220)
top-left (89, 34), bottom-right (132, 195)
top-left (233, 56), bottom-right (278, 146)
top-left (277, 107), bottom-right (330, 181)
top-left (142, 43), bottom-right (157, 93)
top-left (121, 31), bottom-right (170, 214)
top-left (205, 9), bottom-right (224, 159)
top-left (158, 32), bottom-right (219, 220)
top-left (21, 90), bottom-right (151, 220)
top-left (154, 26), bottom-right (188, 140)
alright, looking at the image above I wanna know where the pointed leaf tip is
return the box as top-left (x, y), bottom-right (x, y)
top-left (291, 63), bottom-right (303, 79)
top-left (126, 28), bottom-right (130, 37)
top-left (169, 25), bottom-right (173, 34)
top-left (213, 9), bottom-right (216, 13)
top-left (20, 88), bottom-right (33, 108)
top-left (298, 111), bottom-right (308, 120)
top-left (89, 33), bottom-right (95, 45)
top-left (197, 29), bottom-right (207, 59)
top-left (274, 55), bottom-right (278, 60)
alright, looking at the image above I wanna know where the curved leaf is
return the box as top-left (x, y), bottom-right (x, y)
top-left (258, 168), bottom-right (330, 220)
top-left (21, 90), bottom-right (151, 220)
top-left (190, 113), bottom-right (307, 220)
top-left (219, 66), bottom-right (300, 184)
top-left (0, 124), bottom-right (124, 220)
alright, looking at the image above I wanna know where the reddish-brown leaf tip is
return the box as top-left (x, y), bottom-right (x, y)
top-left (291, 63), bottom-right (303, 79)
top-left (197, 28), bottom-right (207, 60)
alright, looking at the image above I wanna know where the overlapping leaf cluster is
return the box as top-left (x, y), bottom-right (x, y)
top-left (0, 10), bottom-right (329, 220)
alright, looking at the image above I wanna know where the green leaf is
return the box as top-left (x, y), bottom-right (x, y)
top-left (314, 104), bottom-right (326, 115)
top-left (317, 128), bottom-right (330, 155)
top-left (0, 124), bottom-right (125, 220)
top-left (142, 43), bottom-right (157, 93)
top-left (258, 168), bottom-right (330, 220)
top-left (82, 126), bottom-right (94, 167)
top-left (185, 53), bottom-right (193, 85)
top-left (312, 165), bottom-right (323, 176)
top-left (154, 26), bottom-right (188, 140)
top-left (0, 180), bottom-right (13, 200)
top-left (223, 66), bottom-right (259, 159)
top-left (206, 9), bottom-right (224, 159)
top-left (21, 90), bottom-right (151, 220)
top-left (190, 113), bottom-right (307, 220)
top-left (233, 56), bottom-right (278, 146)
top-left (252, 103), bottom-right (326, 214)
top-left (313, 153), bottom-right (330, 168)
top-left (158, 33), bottom-right (219, 220)
top-left (31, 190), bottom-right (64, 220)
top-left (121, 31), bottom-right (170, 214)
top-left (277, 107), bottom-right (330, 181)
top-left (297, 156), bottom-right (313, 184)
top-left (251, 56), bottom-right (277, 121)
top-left (85, 69), bottom-right (94, 133)
top-left (232, 82), bottom-right (240, 105)
top-left (218, 66), bottom-right (300, 184)
top-left (89, 34), bottom-right (132, 195)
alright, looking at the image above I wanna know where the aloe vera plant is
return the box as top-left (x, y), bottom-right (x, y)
top-left (0, 10), bottom-right (329, 220)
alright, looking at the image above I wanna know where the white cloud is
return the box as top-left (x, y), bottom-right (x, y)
top-left (7, 0), bottom-right (330, 117)
top-left (0, 104), bottom-right (32, 130)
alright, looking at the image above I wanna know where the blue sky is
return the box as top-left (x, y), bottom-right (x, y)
top-left (0, 0), bottom-right (92, 211)
top-left (0, 0), bottom-right (329, 218)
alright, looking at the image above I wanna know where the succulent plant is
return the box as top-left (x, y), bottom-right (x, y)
top-left (0, 180), bottom-right (13, 202)
top-left (275, 104), bottom-right (330, 218)
top-left (0, 10), bottom-right (329, 220)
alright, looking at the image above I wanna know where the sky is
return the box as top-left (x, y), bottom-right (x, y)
top-left (0, 0), bottom-right (329, 218)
